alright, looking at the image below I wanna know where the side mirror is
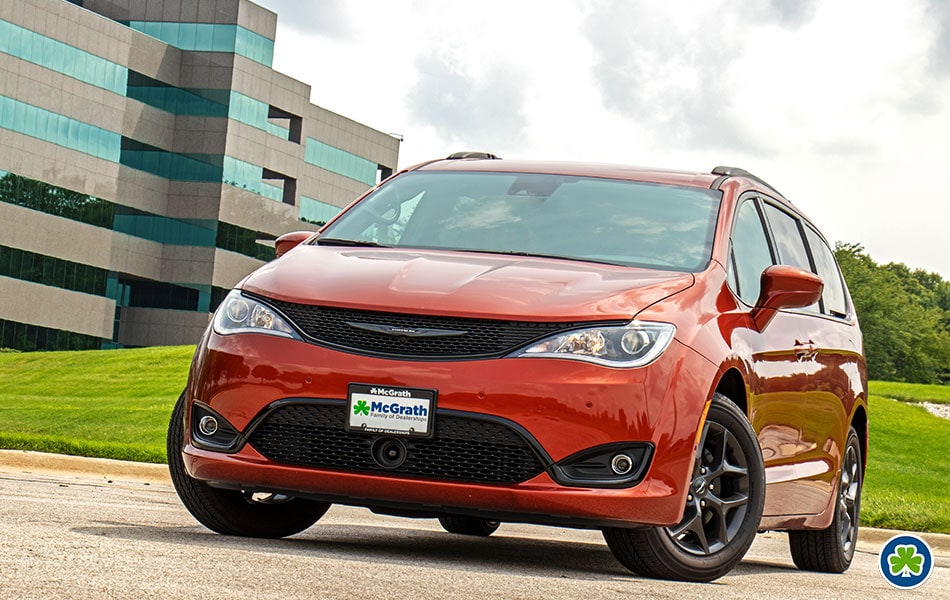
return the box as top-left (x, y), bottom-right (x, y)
top-left (275, 231), bottom-right (314, 258)
top-left (751, 265), bottom-right (823, 330)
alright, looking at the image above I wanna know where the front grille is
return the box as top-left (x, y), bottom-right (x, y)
top-left (263, 297), bottom-right (610, 359)
top-left (246, 403), bottom-right (547, 485)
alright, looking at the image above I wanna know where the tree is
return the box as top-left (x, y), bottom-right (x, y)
top-left (835, 243), bottom-right (950, 384)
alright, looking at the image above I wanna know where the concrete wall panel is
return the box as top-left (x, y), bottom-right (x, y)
top-left (0, 276), bottom-right (114, 338)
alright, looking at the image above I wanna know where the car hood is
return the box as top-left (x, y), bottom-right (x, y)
top-left (240, 247), bottom-right (694, 321)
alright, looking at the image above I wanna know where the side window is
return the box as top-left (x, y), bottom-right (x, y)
top-left (761, 203), bottom-right (819, 313)
top-left (804, 226), bottom-right (849, 317)
top-left (729, 199), bottom-right (775, 305)
top-left (761, 203), bottom-right (811, 270)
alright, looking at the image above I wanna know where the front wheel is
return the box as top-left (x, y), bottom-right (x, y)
top-left (603, 393), bottom-right (766, 582)
top-left (167, 393), bottom-right (331, 538)
top-left (788, 427), bottom-right (862, 573)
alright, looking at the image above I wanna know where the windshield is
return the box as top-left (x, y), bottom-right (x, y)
top-left (318, 171), bottom-right (721, 272)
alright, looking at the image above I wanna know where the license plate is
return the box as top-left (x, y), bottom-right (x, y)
top-left (346, 384), bottom-right (436, 438)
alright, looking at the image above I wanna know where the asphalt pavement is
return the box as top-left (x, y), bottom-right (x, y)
top-left (1, 450), bottom-right (948, 600)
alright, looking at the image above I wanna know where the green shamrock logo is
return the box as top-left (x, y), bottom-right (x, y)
top-left (353, 400), bottom-right (370, 416)
top-left (889, 544), bottom-right (925, 577)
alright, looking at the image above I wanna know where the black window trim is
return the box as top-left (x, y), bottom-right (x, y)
top-left (756, 192), bottom-right (853, 322)
top-left (802, 221), bottom-right (853, 321)
top-left (757, 196), bottom-right (823, 317)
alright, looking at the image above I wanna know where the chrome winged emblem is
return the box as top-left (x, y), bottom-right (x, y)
top-left (346, 322), bottom-right (467, 338)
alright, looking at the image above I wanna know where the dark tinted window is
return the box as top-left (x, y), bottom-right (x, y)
top-left (762, 203), bottom-right (811, 270)
top-left (762, 203), bottom-right (819, 312)
top-left (729, 199), bottom-right (774, 305)
top-left (804, 226), bottom-right (849, 317)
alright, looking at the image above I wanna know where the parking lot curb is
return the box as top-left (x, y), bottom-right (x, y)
top-left (1, 449), bottom-right (948, 556)
top-left (856, 526), bottom-right (950, 555)
top-left (0, 449), bottom-right (170, 484)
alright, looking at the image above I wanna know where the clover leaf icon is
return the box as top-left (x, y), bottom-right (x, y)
top-left (353, 400), bottom-right (370, 416)
top-left (888, 544), bottom-right (925, 577)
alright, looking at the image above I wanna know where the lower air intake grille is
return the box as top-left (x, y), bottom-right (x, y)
top-left (246, 403), bottom-right (546, 485)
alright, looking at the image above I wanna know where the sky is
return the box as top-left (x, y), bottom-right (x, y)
top-left (254, 0), bottom-right (950, 278)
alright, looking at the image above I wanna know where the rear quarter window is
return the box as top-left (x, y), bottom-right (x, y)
top-left (804, 226), bottom-right (849, 317)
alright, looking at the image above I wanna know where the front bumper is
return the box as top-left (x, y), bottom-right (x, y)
top-left (181, 329), bottom-right (717, 528)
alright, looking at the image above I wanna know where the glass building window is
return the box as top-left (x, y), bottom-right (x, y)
top-left (127, 22), bottom-right (274, 66)
top-left (0, 93), bottom-right (277, 202)
top-left (216, 222), bottom-right (276, 261)
top-left (0, 19), bottom-right (128, 94)
top-left (0, 245), bottom-right (109, 296)
top-left (113, 206), bottom-right (216, 246)
top-left (0, 94), bottom-right (121, 162)
top-left (120, 137), bottom-right (223, 181)
top-left (1, 169), bottom-right (269, 261)
top-left (0, 318), bottom-right (101, 351)
top-left (0, 171), bottom-right (114, 228)
top-left (229, 92), bottom-right (267, 130)
top-left (124, 279), bottom-right (198, 311)
top-left (229, 92), bottom-right (295, 141)
top-left (222, 156), bottom-right (288, 202)
top-left (304, 138), bottom-right (377, 186)
top-left (126, 71), bottom-right (228, 117)
top-left (299, 196), bottom-right (341, 226)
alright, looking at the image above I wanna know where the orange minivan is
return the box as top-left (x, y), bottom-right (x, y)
top-left (168, 155), bottom-right (867, 582)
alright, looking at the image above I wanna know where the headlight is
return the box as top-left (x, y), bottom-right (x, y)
top-left (212, 290), bottom-right (301, 339)
top-left (510, 321), bottom-right (675, 367)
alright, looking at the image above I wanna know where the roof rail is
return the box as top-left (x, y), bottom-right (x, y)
top-left (446, 151), bottom-right (501, 160)
top-left (711, 165), bottom-right (782, 197)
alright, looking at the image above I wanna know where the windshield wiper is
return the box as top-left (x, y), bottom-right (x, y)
top-left (455, 248), bottom-right (591, 262)
top-left (452, 247), bottom-right (629, 266)
top-left (316, 237), bottom-right (390, 248)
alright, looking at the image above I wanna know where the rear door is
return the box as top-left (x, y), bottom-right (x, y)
top-left (797, 224), bottom-right (864, 502)
top-left (758, 201), bottom-right (858, 515)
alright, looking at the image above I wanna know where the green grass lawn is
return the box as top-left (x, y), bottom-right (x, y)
top-left (0, 346), bottom-right (192, 463)
top-left (862, 394), bottom-right (950, 533)
top-left (869, 380), bottom-right (950, 404)
top-left (0, 347), bottom-right (948, 533)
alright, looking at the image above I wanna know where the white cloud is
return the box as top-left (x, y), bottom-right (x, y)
top-left (406, 53), bottom-right (528, 149)
top-left (254, 0), bottom-right (950, 277)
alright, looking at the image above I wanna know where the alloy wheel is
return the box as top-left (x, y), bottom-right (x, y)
top-left (838, 443), bottom-right (860, 553)
top-left (666, 420), bottom-right (751, 555)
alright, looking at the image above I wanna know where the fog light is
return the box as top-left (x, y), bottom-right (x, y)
top-left (610, 453), bottom-right (635, 475)
top-left (198, 415), bottom-right (219, 436)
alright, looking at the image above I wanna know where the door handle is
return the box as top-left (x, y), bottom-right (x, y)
top-left (794, 340), bottom-right (816, 361)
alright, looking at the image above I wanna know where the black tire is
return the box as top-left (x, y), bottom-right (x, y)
top-left (603, 393), bottom-right (766, 582)
top-left (167, 393), bottom-right (331, 538)
top-left (788, 427), bottom-right (862, 573)
top-left (437, 515), bottom-right (501, 537)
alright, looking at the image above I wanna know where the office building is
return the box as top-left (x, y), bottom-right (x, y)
top-left (0, 0), bottom-right (400, 349)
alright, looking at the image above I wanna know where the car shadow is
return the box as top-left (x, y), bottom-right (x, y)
top-left (71, 521), bottom-right (799, 583)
